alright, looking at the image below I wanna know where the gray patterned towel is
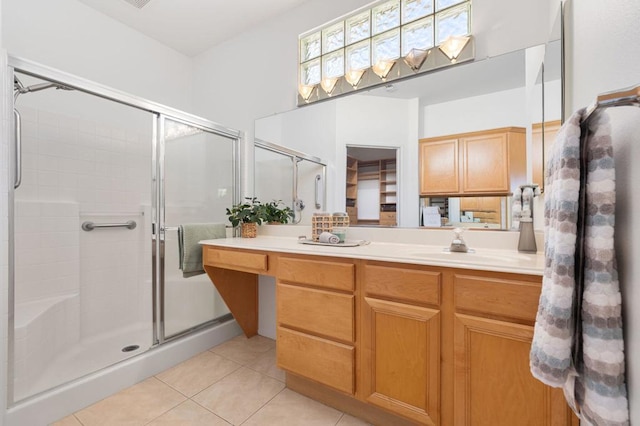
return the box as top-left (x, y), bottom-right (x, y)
top-left (530, 110), bottom-right (629, 425)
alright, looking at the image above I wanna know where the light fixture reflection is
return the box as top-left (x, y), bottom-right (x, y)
top-left (403, 48), bottom-right (430, 72)
top-left (372, 60), bottom-right (396, 80)
top-left (298, 84), bottom-right (316, 102)
top-left (345, 69), bottom-right (366, 88)
top-left (438, 35), bottom-right (470, 63)
top-left (320, 77), bottom-right (339, 95)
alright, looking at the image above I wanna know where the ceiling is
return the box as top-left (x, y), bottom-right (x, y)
top-left (77, 0), bottom-right (313, 56)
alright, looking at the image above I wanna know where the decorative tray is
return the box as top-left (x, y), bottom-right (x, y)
top-left (297, 238), bottom-right (369, 247)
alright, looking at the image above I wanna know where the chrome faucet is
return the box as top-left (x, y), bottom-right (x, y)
top-left (449, 228), bottom-right (470, 253)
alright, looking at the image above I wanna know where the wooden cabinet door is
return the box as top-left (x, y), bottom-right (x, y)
top-left (420, 139), bottom-right (459, 195)
top-left (362, 297), bottom-right (440, 425)
top-left (461, 133), bottom-right (509, 193)
top-left (454, 314), bottom-right (572, 426)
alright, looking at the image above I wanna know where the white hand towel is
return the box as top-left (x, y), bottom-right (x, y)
top-left (319, 231), bottom-right (340, 244)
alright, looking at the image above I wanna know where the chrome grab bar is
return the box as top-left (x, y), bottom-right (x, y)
top-left (14, 109), bottom-right (22, 189)
top-left (82, 220), bottom-right (137, 231)
top-left (315, 174), bottom-right (322, 209)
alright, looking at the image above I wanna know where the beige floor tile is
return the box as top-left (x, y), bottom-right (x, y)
top-left (192, 367), bottom-right (285, 425)
top-left (243, 388), bottom-right (343, 426)
top-left (210, 335), bottom-right (275, 365)
top-left (156, 350), bottom-right (241, 397)
top-left (336, 413), bottom-right (372, 426)
top-left (246, 348), bottom-right (286, 382)
top-left (74, 377), bottom-right (186, 426)
top-left (147, 400), bottom-right (230, 425)
top-left (49, 415), bottom-right (82, 426)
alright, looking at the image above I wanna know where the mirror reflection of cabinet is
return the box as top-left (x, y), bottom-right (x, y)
top-left (419, 139), bottom-right (459, 194)
top-left (419, 127), bottom-right (526, 196)
top-left (532, 120), bottom-right (562, 192)
top-left (459, 197), bottom-right (502, 224)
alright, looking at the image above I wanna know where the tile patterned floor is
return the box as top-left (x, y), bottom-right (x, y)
top-left (51, 335), bottom-right (371, 426)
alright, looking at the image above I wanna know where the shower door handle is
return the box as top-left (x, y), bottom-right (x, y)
top-left (13, 109), bottom-right (22, 189)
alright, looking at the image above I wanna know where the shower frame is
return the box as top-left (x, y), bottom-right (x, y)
top-left (254, 138), bottom-right (327, 221)
top-left (6, 56), bottom-right (242, 406)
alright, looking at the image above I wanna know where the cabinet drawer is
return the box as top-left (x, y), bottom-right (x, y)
top-left (364, 265), bottom-right (441, 306)
top-left (379, 212), bottom-right (396, 226)
top-left (277, 327), bottom-right (354, 395)
top-left (278, 283), bottom-right (354, 342)
top-left (454, 273), bottom-right (541, 323)
top-left (278, 257), bottom-right (355, 291)
top-left (203, 247), bottom-right (268, 273)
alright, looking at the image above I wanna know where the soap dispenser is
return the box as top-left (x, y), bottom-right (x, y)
top-left (518, 210), bottom-right (537, 253)
top-left (449, 227), bottom-right (470, 253)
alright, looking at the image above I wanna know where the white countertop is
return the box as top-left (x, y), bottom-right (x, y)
top-left (200, 236), bottom-right (545, 276)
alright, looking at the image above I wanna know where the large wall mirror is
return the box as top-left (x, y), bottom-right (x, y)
top-left (255, 1), bottom-right (562, 231)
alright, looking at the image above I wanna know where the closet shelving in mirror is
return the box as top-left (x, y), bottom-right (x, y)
top-left (346, 156), bottom-right (358, 223)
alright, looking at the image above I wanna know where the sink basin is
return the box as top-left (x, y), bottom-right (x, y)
top-left (406, 250), bottom-right (540, 265)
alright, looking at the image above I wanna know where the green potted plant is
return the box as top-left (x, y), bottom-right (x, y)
top-left (225, 197), bottom-right (267, 238)
top-left (264, 200), bottom-right (294, 224)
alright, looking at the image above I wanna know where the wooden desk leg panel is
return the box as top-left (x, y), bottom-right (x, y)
top-left (204, 265), bottom-right (258, 337)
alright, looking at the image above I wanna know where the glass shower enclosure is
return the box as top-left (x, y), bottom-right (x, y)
top-left (8, 58), bottom-right (240, 404)
top-left (254, 139), bottom-right (326, 224)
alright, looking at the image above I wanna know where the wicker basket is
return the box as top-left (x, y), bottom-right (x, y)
top-left (241, 222), bottom-right (257, 238)
top-left (311, 213), bottom-right (349, 241)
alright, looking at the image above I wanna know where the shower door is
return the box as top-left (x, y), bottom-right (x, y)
top-left (9, 62), bottom-right (242, 405)
top-left (10, 71), bottom-right (155, 402)
top-left (159, 116), bottom-right (237, 340)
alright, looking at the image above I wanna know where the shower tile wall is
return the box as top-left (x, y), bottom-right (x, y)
top-left (13, 101), bottom-right (153, 400)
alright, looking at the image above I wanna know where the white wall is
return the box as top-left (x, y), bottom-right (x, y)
top-left (2, 0), bottom-right (194, 112)
top-left (336, 95), bottom-right (419, 227)
top-left (566, 0), bottom-right (640, 422)
top-left (422, 87), bottom-right (529, 137)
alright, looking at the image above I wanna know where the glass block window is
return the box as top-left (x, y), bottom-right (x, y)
top-left (435, 0), bottom-right (466, 11)
top-left (372, 0), bottom-right (400, 35)
top-left (298, 0), bottom-right (471, 96)
top-left (346, 40), bottom-right (371, 71)
top-left (322, 49), bottom-right (345, 78)
top-left (300, 32), bottom-right (321, 62)
top-left (435, 2), bottom-right (470, 44)
top-left (346, 12), bottom-right (371, 45)
top-left (322, 22), bottom-right (345, 54)
top-left (402, 0), bottom-right (433, 23)
top-left (401, 16), bottom-right (434, 56)
top-left (372, 29), bottom-right (401, 64)
top-left (300, 59), bottom-right (321, 86)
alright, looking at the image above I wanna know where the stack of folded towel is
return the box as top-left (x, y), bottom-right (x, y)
top-left (318, 231), bottom-right (340, 244)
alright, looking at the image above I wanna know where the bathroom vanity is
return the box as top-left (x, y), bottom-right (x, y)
top-left (201, 237), bottom-right (577, 426)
